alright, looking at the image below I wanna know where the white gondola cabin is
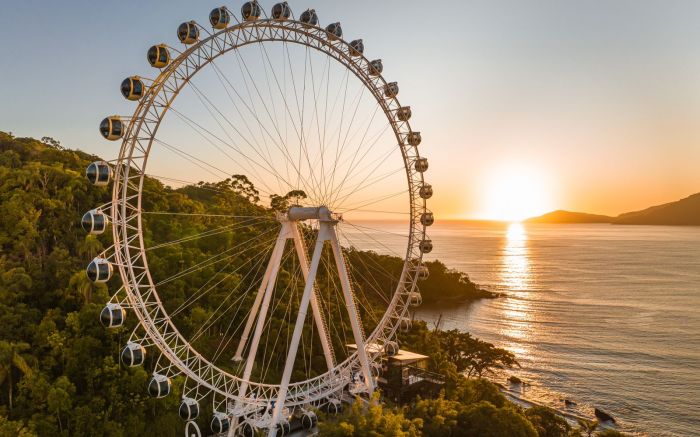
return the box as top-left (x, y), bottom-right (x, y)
top-left (384, 82), bottom-right (399, 98)
top-left (86, 161), bottom-right (111, 186)
top-left (87, 257), bottom-right (113, 283)
top-left (349, 39), bottom-right (364, 57)
top-left (179, 397), bottom-right (200, 421)
top-left (99, 116), bottom-right (124, 141)
top-left (399, 317), bottom-right (412, 333)
top-left (211, 412), bottom-right (230, 433)
top-left (368, 59), bottom-right (383, 76)
top-left (120, 76), bottom-right (145, 101)
top-left (121, 342), bottom-right (145, 367)
top-left (301, 411), bottom-right (317, 429)
top-left (419, 183), bottom-right (433, 199)
top-left (384, 340), bottom-right (400, 357)
top-left (241, 1), bottom-right (261, 21)
top-left (396, 106), bottom-right (412, 122)
top-left (420, 212), bottom-right (434, 226)
top-left (100, 303), bottom-right (125, 328)
top-left (300, 9), bottom-right (318, 26)
top-left (209, 7), bottom-right (231, 29)
top-left (409, 291), bottom-right (423, 307)
top-left (177, 21), bottom-right (199, 44)
top-left (148, 374), bottom-right (171, 398)
top-left (272, 2), bottom-right (291, 20)
top-left (81, 209), bottom-right (108, 235)
top-left (407, 131), bottom-right (422, 146)
top-left (147, 44), bottom-right (170, 68)
top-left (414, 157), bottom-right (429, 173)
top-left (326, 22), bottom-right (342, 40)
top-left (419, 238), bottom-right (433, 253)
top-left (417, 264), bottom-right (429, 280)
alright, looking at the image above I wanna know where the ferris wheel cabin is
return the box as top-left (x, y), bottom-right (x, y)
top-left (81, 209), bottom-right (108, 235)
top-left (147, 44), bottom-right (170, 68)
top-left (121, 342), bottom-right (145, 367)
top-left (148, 374), bottom-right (172, 398)
top-left (86, 161), bottom-right (111, 186)
top-left (300, 9), bottom-right (318, 26)
top-left (120, 76), bottom-right (145, 101)
top-left (87, 257), bottom-right (113, 283)
top-left (100, 303), bottom-right (125, 328)
top-left (242, 1), bottom-right (262, 21)
top-left (99, 116), bottom-right (123, 141)
top-left (325, 22), bottom-right (342, 40)
top-left (209, 7), bottom-right (231, 29)
top-left (210, 412), bottom-right (231, 434)
top-left (177, 21), bottom-right (199, 44)
top-left (272, 2), bottom-right (291, 20)
top-left (178, 397), bottom-right (200, 421)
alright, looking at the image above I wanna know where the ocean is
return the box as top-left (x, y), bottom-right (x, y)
top-left (343, 221), bottom-right (700, 437)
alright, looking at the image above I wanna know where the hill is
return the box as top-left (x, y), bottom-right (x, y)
top-left (525, 210), bottom-right (613, 224)
top-left (614, 193), bottom-right (700, 225)
top-left (526, 193), bottom-right (700, 226)
top-left (0, 131), bottom-right (503, 436)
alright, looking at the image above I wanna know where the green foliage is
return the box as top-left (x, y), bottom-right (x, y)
top-left (525, 406), bottom-right (571, 437)
top-left (400, 321), bottom-right (519, 382)
top-left (319, 393), bottom-right (420, 437)
top-left (0, 132), bottom-right (551, 436)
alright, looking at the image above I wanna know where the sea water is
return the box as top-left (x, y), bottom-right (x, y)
top-left (343, 221), bottom-right (700, 437)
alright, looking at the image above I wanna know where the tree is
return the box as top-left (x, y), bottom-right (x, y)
top-left (319, 393), bottom-right (420, 437)
top-left (524, 406), bottom-right (571, 437)
top-left (457, 401), bottom-right (537, 437)
top-left (576, 419), bottom-right (599, 437)
top-left (0, 341), bottom-right (32, 411)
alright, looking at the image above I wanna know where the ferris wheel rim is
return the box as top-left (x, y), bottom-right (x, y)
top-left (111, 17), bottom-right (428, 405)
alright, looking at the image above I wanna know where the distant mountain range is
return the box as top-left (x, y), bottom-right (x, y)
top-left (526, 192), bottom-right (700, 226)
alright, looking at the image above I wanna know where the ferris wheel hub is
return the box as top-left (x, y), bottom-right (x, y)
top-left (286, 205), bottom-right (333, 222)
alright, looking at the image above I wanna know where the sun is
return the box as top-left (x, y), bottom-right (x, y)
top-left (477, 163), bottom-right (555, 222)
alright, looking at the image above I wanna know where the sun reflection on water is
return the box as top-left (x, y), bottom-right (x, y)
top-left (499, 223), bottom-right (534, 357)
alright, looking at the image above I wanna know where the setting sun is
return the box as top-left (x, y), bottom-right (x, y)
top-left (477, 163), bottom-right (555, 222)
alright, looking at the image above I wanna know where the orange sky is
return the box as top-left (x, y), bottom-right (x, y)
top-left (1, 1), bottom-right (699, 221)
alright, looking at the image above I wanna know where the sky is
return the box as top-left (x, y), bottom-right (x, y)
top-left (1, 0), bottom-right (699, 220)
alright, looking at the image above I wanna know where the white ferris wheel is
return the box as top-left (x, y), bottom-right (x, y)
top-left (83, 2), bottom-right (433, 435)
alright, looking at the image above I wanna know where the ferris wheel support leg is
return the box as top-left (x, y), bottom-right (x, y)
top-left (269, 224), bottom-right (329, 437)
top-left (237, 225), bottom-right (290, 402)
top-left (233, 231), bottom-right (281, 361)
top-left (329, 228), bottom-right (375, 394)
top-left (290, 222), bottom-right (336, 371)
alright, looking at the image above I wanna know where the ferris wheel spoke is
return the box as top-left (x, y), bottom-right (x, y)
top-left (208, 60), bottom-right (291, 197)
top-left (335, 188), bottom-right (407, 218)
top-left (341, 222), bottom-right (406, 258)
top-left (191, 248), bottom-right (275, 348)
top-left (332, 163), bottom-right (404, 211)
top-left (230, 46), bottom-right (324, 205)
top-left (324, 67), bottom-right (352, 203)
top-left (326, 106), bottom-right (385, 206)
top-left (341, 228), bottom-right (396, 305)
top-left (155, 227), bottom-right (280, 287)
top-left (171, 236), bottom-right (277, 318)
top-left (185, 80), bottom-right (286, 198)
top-left (153, 137), bottom-right (229, 180)
top-left (173, 83), bottom-right (289, 199)
top-left (259, 40), bottom-right (332, 204)
top-left (144, 218), bottom-right (271, 252)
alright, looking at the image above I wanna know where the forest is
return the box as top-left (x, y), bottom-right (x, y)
top-left (0, 132), bottom-right (625, 437)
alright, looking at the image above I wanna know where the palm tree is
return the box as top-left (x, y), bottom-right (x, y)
top-left (0, 341), bottom-right (32, 411)
top-left (577, 419), bottom-right (599, 437)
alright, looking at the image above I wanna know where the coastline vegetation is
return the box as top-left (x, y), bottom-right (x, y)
top-left (0, 132), bottom-right (625, 436)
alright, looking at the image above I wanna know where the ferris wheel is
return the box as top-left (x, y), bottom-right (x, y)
top-left (83, 2), bottom-right (433, 435)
